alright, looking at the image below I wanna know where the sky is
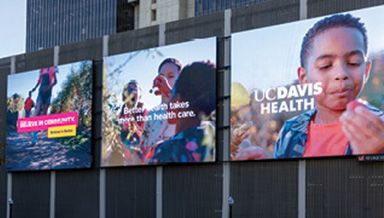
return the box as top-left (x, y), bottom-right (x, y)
top-left (7, 61), bottom-right (88, 102)
top-left (104, 37), bottom-right (216, 110)
top-left (232, 5), bottom-right (384, 91)
top-left (0, 1), bottom-right (26, 59)
top-left (2, 2), bottom-right (384, 96)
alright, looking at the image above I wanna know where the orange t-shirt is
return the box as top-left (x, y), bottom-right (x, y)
top-left (303, 121), bottom-right (349, 157)
top-left (24, 98), bottom-right (34, 111)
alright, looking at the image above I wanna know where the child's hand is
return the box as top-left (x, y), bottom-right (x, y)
top-left (233, 146), bottom-right (269, 160)
top-left (231, 123), bottom-right (251, 150)
top-left (153, 75), bottom-right (172, 97)
top-left (232, 132), bottom-right (247, 148)
top-left (340, 105), bottom-right (384, 154)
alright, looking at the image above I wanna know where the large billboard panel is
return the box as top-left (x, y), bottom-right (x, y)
top-left (6, 60), bottom-right (93, 171)
top-left (231, 6), bottom-right (384, 160)
top-left (102, 37), bottom-right (217, 166)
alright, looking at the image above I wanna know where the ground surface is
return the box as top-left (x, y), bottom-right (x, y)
top-left (6, 126), bottom-right (91, 171)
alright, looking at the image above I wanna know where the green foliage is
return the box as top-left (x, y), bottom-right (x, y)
top-left (58, 130), bottom-right (90, 151)
top-left (360, 52), bottom-right (384, 109)
top-left (101, 49), bottom-right (164, 165)
top-left (7, 93), bottom-right (24, 113)
top-left (231, 79), bottom-right (308, 156)
top-left (51, 61), bottom-right (93, 127)
top-left (102, 63), bottom-right (124, 165)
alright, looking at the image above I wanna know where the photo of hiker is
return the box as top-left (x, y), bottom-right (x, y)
top-left (231, 6), bottom-right (384, 160)
top-left (102, 37), bottom-right (216, 166)
top-left (6, 60), bottom-right (93, 171)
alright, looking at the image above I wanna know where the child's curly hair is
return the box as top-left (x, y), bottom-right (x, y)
top-left (171, 61), bottom-right (216, 115)
top-left (300, 13), bottom-right (367, 68)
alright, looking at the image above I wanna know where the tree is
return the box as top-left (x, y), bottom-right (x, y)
top-left (49, 61), bottom-right (93, 150)
top-left (7, 93), bottom-right (24, 127)
top-left (101, 49), bottom-right (163, 166)
top-left (50, 61), bottom-right (93, 127)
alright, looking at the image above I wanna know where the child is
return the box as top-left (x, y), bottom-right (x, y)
top-left (150, 61), bottom-right (216, 163)
top-left (118, 80), bottom-right (147, 146)
top-left (24, 91), bottom-right (35, 118)
top-left (104, 80), bottom-right (148, 166)
top-left (152, 58), bottom-right (183, 102)
top-left (274, 14), bottom-right (384, 158)
top-left (141, 58), bottom-right (183, 150)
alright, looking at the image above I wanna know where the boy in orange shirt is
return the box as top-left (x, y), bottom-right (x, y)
top-left (24, 91), bottom-right (35, 118)
top-left (274, 14), bottom-right (384, 158)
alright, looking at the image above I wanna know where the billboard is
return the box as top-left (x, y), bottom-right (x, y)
top-left (102, 37), bottom-right (217, 166)
top-left (6, 60), bottom-right (93, 171)
top-left (231, 6), bottom-right (384, 160)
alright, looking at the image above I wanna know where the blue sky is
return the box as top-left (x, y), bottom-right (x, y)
top-left (7, 61), bottom-right (89, 102)
top-left (0, 1), bottom-right (26, 59)
top-left (232, 5), bottom-right (384, 90)
top-left (104, 37), bottom-right (216, 110)
top-left (2, 1), bottom-right (384, 92)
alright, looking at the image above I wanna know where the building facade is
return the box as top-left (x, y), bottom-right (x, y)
top-left (136, 0), bottom-right (195, 28)
top-left (26, 0), bottom-right (196, 52)
top-left (195, 0), bottom-right (270, 16)
top-left (26, 0), bottom-right (270, 52)
top-left (4, 0), bottom-right (384, 218)
top-left (26, 0), bottom-right (134, 52)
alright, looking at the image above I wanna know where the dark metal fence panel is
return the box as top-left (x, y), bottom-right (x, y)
top-left (0, 58), bottom-right (10, 218)
top-left (55, 169), bottom-right (100, 218)
top-left (231, 161), bottom-right (298, 218)
top-left (0, 165), bottom-right (5, 218)
top-left (106, 167), bottom-right (156, 218)
top-left (12, 171), bottom-right (50, 218)
top-left (306, 158), bottom-right (384, 218)
top-left (163, 164), bottom-right (223, 218)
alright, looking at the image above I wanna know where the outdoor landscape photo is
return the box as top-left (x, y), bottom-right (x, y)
top-left (102, 37), bottom-right (217, 166)
top-left (231, 6), bottom-right (384, 160)
top-left (6, 60), bottom-right (93, 171)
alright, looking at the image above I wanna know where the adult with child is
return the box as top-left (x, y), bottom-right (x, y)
top-left (140, 58), bottom-right (183, 161)
top-left (30, 66), bottom-right (58, 146)
top-left (274, 14), bottom-right (384, 158)
top-left (150, 61), bottom-right (216, 163)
